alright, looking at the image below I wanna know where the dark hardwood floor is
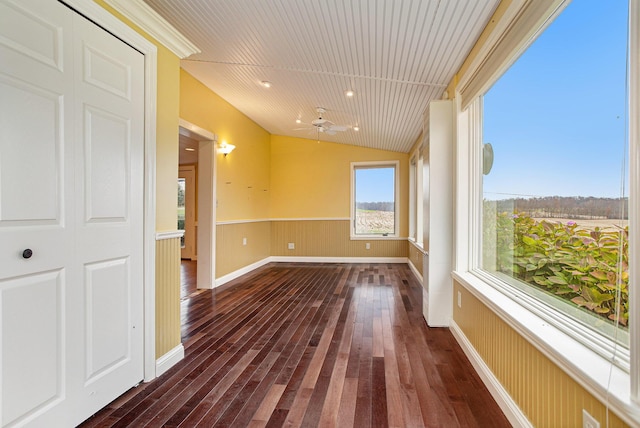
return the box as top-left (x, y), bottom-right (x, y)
top-left (80, 262), bottom-right (510, 427)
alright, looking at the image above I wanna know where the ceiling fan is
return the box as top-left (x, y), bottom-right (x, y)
top-left (296, 107), bottom-right (349, 136)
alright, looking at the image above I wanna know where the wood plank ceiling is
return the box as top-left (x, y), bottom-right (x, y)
top-left (144, 0), bottom-right (498, 153)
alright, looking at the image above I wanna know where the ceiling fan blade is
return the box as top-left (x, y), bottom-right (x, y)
top-left (329, 125), bottom-right (348, 132)
top-left (325, 130), bottom-right (337, 135)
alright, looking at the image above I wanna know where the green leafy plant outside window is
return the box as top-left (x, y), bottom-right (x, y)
top-left (485, 210), bottom-right (628, 327)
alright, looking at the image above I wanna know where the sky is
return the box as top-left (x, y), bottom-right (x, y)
top-left (483, 0), bottom-right (629, 200)
top-left (356, 167), bottom-right (394, 202)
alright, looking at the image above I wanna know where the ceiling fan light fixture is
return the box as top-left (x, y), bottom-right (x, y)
top-left (353, 125), bottom-right (360, 131)
top-left (260, 80), bottom-right (272, 88)
top-left (345, 90), bottom-right (354, 97)
top-left (295, 118), bottom-right (302, 124)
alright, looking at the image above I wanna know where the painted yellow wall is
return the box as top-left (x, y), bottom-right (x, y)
top-left (407, 242), bottom-right (424, 277)
top-left (155, 238), bottom-right (181, 357)
top-left (271, 220), bottom-right (407, 258)
top-left (453, 282), bottom-right (627, 427)
top-left (216, 222), bottom-right (271, 278)
top-left (270, 135), bottom-right (409, 236)
top-left (180, 70), bottom-right (271, 222)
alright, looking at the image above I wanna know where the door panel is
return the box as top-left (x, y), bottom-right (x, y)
top-left (0, 2), bottom-right (72, 423)
top-left (0, 78), bottom-right (61, 223)
top-left (0, 1), bottom-right (64, 71)
top-left (83, 46), bottom-right (132, 100)
top-left (70, 6), bottom-right (144, 423)
top-left (85, 106), bottom-right (129, 221)
top-left (85, 258), bottom-right (130, 383)
top-left (1, 271), bottom-right (64, 426)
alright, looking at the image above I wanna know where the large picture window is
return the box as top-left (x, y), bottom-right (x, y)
top-left (480, 1), bottom-right (630, 349)
top-left (351, 161), bottom-right (399, 238)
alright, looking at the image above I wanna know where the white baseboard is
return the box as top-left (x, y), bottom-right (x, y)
top-left (408, 259), bottom-right (423, 283)
top-left (450, 320), bottom-right (532, 428)
top-left (214, 257), bottom-right (272, 288)
top-left (155, 344), bottom-right (184, 378)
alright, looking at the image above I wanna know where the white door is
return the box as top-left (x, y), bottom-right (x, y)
top-left (0, 0), bottom-right (144, 426)
top-left (179, 165), bottom-right (196, 260)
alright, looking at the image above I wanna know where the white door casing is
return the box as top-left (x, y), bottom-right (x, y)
top-left (0, 0), bottom-right (145, 426)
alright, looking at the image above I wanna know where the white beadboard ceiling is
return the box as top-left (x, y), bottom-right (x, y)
top-left (143, 0), bottom-right (498, 153)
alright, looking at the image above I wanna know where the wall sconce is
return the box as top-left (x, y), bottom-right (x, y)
top-left (219, 142), bottom-right (236, 156)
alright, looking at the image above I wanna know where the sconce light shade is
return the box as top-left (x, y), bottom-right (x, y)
top-left (219, 142), bottom-right (236, 156)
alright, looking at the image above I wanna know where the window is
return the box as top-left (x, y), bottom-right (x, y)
top-left (351, 161), bottom-right (399, 238)
top-left (455, 0), bottom-right (640, 412)
top-left (478, 0), bottom-right (630, 352)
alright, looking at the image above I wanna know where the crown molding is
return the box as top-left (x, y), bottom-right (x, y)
top-left (103, 0), bottom-right (200, 59)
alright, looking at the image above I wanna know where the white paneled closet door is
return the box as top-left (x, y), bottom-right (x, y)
top-left (0, 0), bottom-right (144, 426)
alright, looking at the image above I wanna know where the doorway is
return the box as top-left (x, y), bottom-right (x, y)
top-left (179, 119), bottom-right (217, 289)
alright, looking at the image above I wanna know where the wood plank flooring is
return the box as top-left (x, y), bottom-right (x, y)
top-left (80, 262), bottom-right (510, 427)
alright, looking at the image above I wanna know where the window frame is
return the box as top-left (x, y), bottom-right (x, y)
top-left (409, 148), bottom-right (424, 247)
top-left (350, 160), bottom-right (400, 239)
top-left (453, 0), bottom-right (640, 422)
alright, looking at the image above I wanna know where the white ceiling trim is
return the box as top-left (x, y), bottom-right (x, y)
top-left (103, 0), bottom-right (200, 58)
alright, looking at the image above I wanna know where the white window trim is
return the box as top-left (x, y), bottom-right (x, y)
top-left (409, 155), bottom-right (417, 242)
top-left (350, 160), bottom-right (400, 239)
top-left (409, 147), bottom-right (425, 249)
top-left (453, 0), bottom-right (640, 425)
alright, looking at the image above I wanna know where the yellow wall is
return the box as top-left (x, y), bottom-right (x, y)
top-left (155, 238), bottom-right (182, 356)
top-left (216, 221), bottom-right (271, 278)
top-left (270, 135), bottom-right (409, 234)
top-left (271, 220), bottom-right (407, 258)
top-left (180, 70), bottom-right (271, 222)
top-left (407, 242), bottom-right (424, 277)
top-left (454, 282), bottom-right (627, 427)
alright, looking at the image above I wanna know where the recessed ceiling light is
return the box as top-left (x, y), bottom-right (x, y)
top-left (185, 147), bottom-right (195, 151)
top-left (260, 81), bottom-right (272, 88)
top-left (345, 90), bottom-right (354, 97)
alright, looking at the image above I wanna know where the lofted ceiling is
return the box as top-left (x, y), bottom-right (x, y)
top-left (143, 0), bottom-right (498, 153)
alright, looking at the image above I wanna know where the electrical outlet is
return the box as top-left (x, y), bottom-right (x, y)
top-left (242, 237), bottom-right (247, 246)
top-left (582, 409), bottom-right (600, 428)
top-left (365, 242), bottom-right (370, 250)
top-left (288, 242), bottom-right (295, 250)
top-left (457, 291), bottom-right (462, 308)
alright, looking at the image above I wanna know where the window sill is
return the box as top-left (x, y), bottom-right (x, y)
top-left (452, 270), bottom-right (640, 427)
top-left (408, 238), bottom-right (427, 254)
top-left (349, 235), bottom-right (406, 241)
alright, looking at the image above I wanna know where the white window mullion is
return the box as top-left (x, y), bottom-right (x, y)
top-left (630, 0), bottom-right (640, 405)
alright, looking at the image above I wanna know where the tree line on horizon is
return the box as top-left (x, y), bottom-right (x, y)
top-left (487, 196), bottom-right (628, 220)
top-left (357, 201), bottom-right (394, 212)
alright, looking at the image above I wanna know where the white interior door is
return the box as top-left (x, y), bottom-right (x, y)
top-left (0, 0), bottom-right (144, 426)
top-left (179, 165), bottom-right (196, 260)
